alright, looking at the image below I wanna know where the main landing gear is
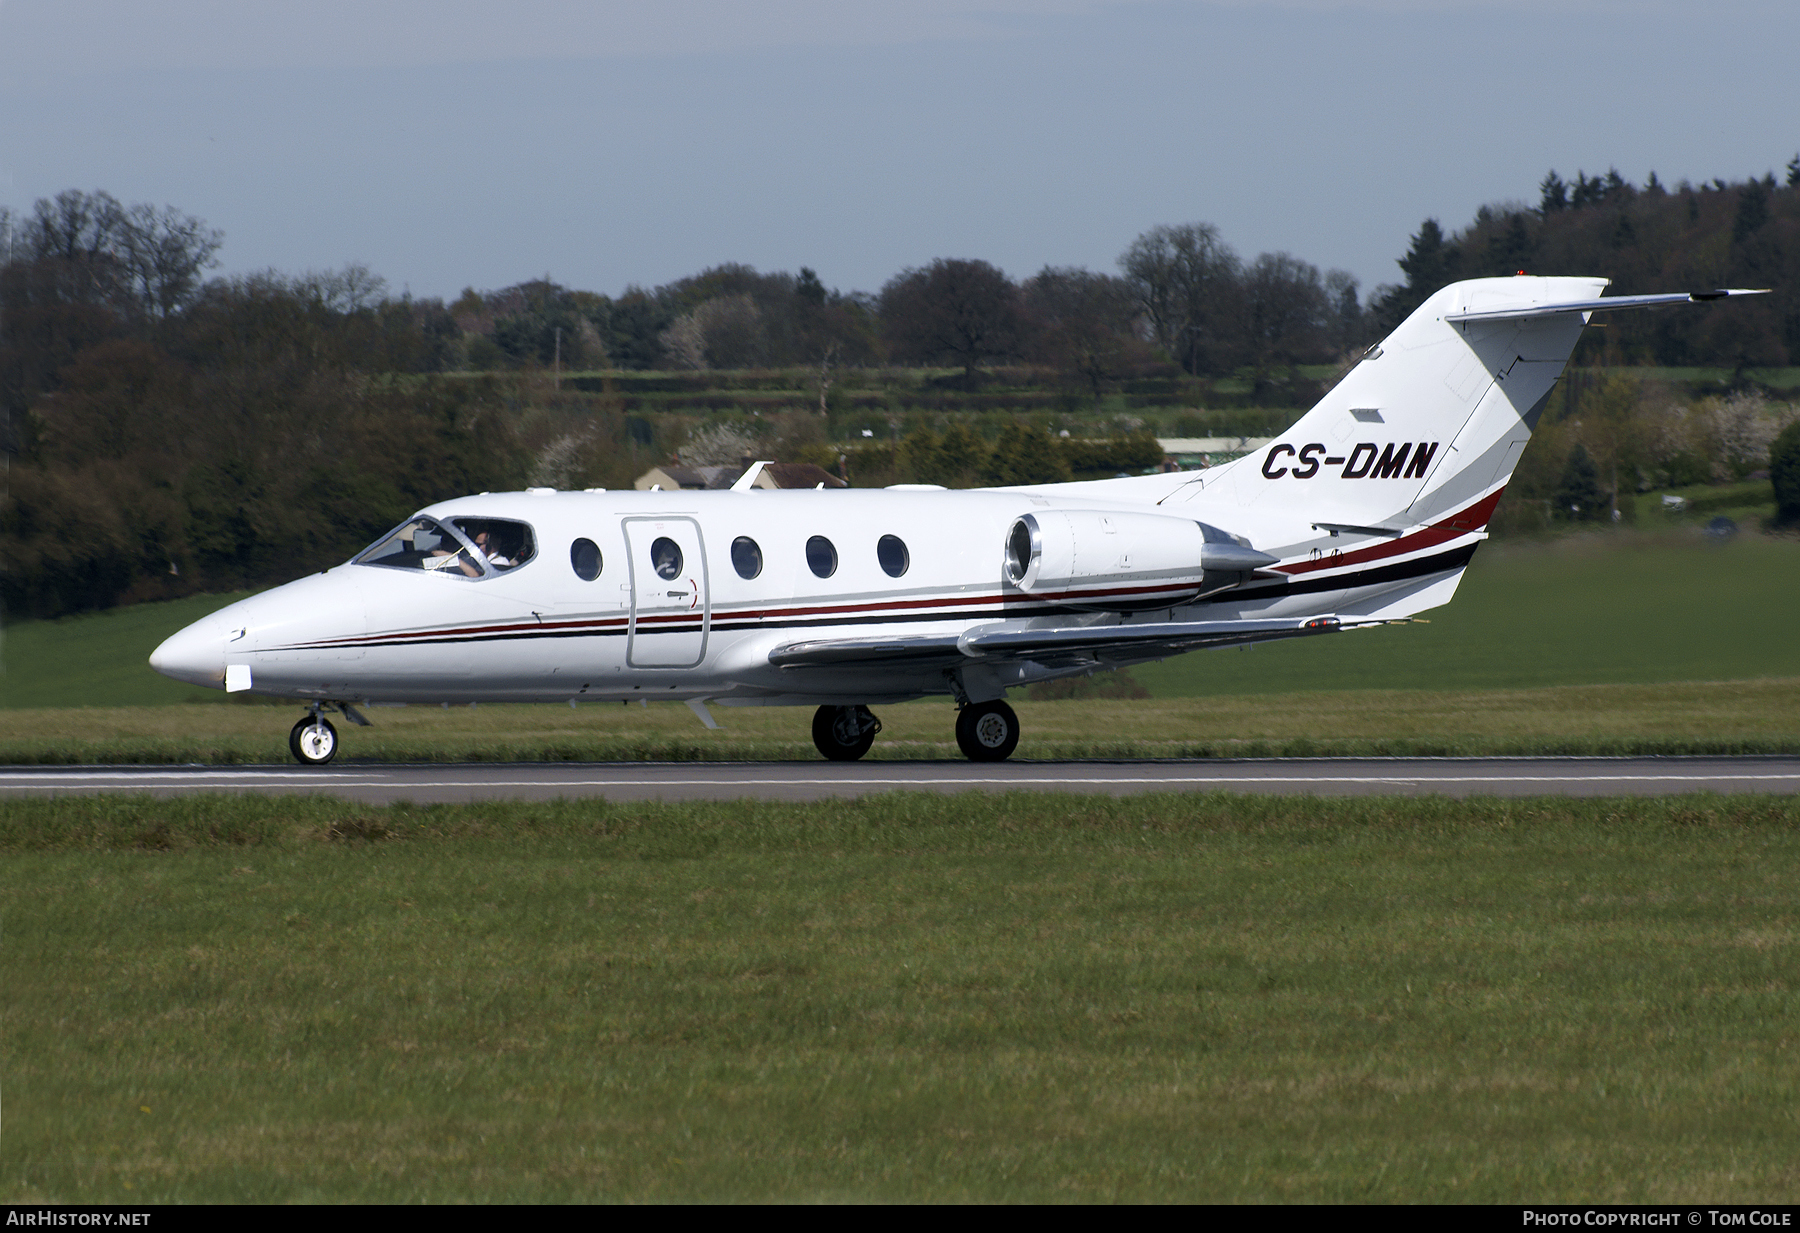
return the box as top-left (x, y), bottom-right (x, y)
top-left (811, 699), bottom-right (1022, 763)
top-left (812, 704), bottom-right (882, 761)
top-left (955, 699), bottom-right (1020, 762)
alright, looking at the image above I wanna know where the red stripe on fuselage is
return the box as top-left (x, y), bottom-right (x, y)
top-left (1275, 489), bottom-right (1503, 577)
top-left (291, 580), bottom-right (1204, 650)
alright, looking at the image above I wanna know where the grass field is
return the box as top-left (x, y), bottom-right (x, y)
top-left (0, 591), bottom-right (256, 709)
top-left (1140, 530), bottom-right (1800, 697)
top-left (2, 678), bottom-right (1798, 764)
top-left (6, 792), bottom-right (1798, 1202)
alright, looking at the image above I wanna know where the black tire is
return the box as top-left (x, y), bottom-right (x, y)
top-left (289, 716), bottom-right (339, 766)
top-left (812, 705), bottom-right (879, 761)
top-left (955, 700), bottom-right (1020, 762)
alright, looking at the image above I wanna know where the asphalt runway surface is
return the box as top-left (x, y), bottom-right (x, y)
top-left (3, 757), bottom-right (1798, 803)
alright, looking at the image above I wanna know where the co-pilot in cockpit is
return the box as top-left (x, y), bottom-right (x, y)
top-left (354, 517), bottom-right (537, 580)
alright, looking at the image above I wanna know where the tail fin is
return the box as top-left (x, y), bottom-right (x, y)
top-left (1208, 276), bottom-right (1610, 530)
top-left (1037, 279), bottom-right (1765, 519)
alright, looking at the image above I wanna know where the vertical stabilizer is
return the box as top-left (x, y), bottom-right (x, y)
top-left (1204, 276), bottom-right (1606, 530)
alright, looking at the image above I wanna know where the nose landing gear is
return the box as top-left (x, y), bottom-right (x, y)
top-left (812, 704), bottom-right (882, 761)
top-left (290, 714), bottom-right (338, 765)
top-left (287, 701), bottom-right (369, 765)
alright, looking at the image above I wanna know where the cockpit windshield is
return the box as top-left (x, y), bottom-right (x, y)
top-left (354, 516), bottom-right (537, 579)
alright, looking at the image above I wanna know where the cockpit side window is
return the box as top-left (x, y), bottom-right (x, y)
top-left (355, 517), bottom-right (484, 577)
top-left (450, 518), bottom-right (536, 573)
top-left (353, 516), bottom-right (536, 580)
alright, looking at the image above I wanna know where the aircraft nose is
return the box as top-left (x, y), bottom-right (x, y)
top-left (149, 617), bottom-right (229, 688)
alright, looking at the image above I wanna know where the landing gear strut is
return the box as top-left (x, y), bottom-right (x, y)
top-left (290, 714), bottom-right (338, 765)
top-left (812, 704), bottom-right (882, 761)
top-left (955, 699), bottom-right (1020, 762)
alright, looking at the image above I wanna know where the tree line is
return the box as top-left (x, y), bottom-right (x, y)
top-left (438, 235), bottom-right (1367, 388)
top-left (3, 159), bottom-right (1796, 620)
top-left (1374, 161), bottom-right (1799, 366)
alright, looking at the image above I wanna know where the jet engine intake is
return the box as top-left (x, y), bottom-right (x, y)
top-left (1003, 511), bottom-right (1276, 610)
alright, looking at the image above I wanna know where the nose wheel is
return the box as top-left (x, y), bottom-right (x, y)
top-left (812, 705), bottom-right (881, 761)
top-left (955, 700), bottom-right (1020, 762)
top-left (289, 715), bottom-right (339, 765)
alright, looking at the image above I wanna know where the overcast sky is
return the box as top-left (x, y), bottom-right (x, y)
top-left (1, 0), bottom-right (1794, 302)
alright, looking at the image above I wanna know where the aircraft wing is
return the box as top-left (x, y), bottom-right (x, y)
top-left (769, 615), bottom-right (1342, 672)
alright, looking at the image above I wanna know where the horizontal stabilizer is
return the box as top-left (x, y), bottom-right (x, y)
top-left (1444, 288), bottom-right (1767, 323)
top-left (1312, 521), bottom-right (1406, 538)
top-left (770, 615), bottom-right (1341, 671)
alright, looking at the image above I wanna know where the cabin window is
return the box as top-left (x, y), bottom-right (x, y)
top-left (731, 536), bottom-right (763, 580)
top-left (571, 538), bottom-right (602, 581)
top-left (806, 535), bottom-right (837, 578)
top-left (354, 516), bottom-right (536, 580)
top-left (877, 534), bottom-right (909, 578)
top-left (651, 536), bottom-right (683, 580)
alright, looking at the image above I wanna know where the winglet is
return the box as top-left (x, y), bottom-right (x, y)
top-left (731, 461), bottom-right (770, 491)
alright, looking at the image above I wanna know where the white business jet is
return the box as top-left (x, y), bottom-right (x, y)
top-left (150, 277), bottom-right (1763, 764)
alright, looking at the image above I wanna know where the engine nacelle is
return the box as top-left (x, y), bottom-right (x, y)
top-left (1002, 511), bottom-right (1277, 610)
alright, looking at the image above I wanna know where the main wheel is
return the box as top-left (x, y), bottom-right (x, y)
top-left (289, 716), bottom-right (339, 765)
top-left (812, 705), bottom-right (879, 761)
top-left (955, 700), bottom-right (1020, 762)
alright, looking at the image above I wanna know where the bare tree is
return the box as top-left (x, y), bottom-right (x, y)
top-left (302, 263), bottom-right (387, 313)
top-left (1118, 222), bottom-right (1241, 375)
top-left (1239, 252), bottom-right (1330, 369)
top-left (1323, 269), bottom-right (1365, 352)
top-left (13, 191), bottom-right (223, 319)
top-left (1022, 266), bottom-right (1148, 398)
top-left (118, 203), bottom-right (224, 318)
top-left (878, 258), bottom-right (1022, 387)
top-left (27, 189), bottom-right (126, 262)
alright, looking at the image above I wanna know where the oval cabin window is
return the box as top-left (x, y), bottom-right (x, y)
top-left (877, 534), bottom-right (909, 578)
top-left (805, 536), bottom-right (837, 579)
top-left (571, 538), bottom-right (602, 581)
top-left (651, 537), bottom-right (683, 580)
top-left (731, 536), bottom-right (763, 580)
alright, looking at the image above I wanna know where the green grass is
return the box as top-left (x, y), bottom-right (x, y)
top-left (0, 591), bottom-right (254, 709)
top-left (6, 792), bottom-right (1799, 1202)
top-left (1573, 366), bottom-right (1800, 389)
top-left (1137, 531), bottom-right (1800, 696)
top-left (2, 678), bottom-right (1799, 764)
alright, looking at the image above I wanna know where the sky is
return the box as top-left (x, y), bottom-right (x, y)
top-left (1, 0), bottom-right (1795, 303)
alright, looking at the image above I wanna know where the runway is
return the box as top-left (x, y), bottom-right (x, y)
top-left (3, 757), bottom-right (1798, 803)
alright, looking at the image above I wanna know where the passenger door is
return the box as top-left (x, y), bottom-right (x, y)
top-left (623, 516), bottom-right (709, 667)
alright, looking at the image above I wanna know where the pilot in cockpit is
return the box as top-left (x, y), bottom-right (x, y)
top-left (445, 523), bottom-right (522, 578)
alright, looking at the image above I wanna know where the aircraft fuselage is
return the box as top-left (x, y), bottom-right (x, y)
top-left (152, 484), bottom-right (1425, 709)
